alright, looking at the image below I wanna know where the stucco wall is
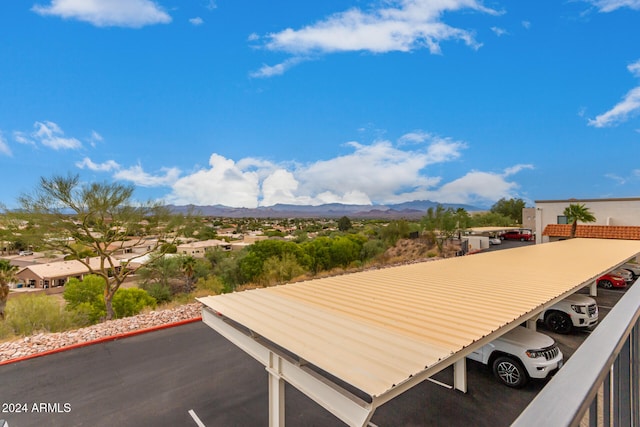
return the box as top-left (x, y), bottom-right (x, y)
top-left (534, 198), bottom-right (640, 243)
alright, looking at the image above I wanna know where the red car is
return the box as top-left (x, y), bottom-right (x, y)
top-left (597, 273), bottom-right (627, 289)
top-left (499, 230), bottom-right (533, 241)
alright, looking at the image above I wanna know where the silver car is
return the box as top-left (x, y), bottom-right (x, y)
top-left (612, 268), bottom-right (634, 283)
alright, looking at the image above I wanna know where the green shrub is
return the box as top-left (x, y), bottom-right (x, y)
top-left (142, 283), bottom-right (173, 304)
top-left (3, 294), bottom-right (79, 337)
top-left (195, 276), bottom-right (225, 295)
top-left (63, 275), bottom-right (106, 324)
top-left (0, 318), bottom-right (15, 341)
top-left (112, 288), bottom-right (156, 319)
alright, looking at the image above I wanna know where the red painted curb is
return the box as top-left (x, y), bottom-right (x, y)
top-left (0, 316), bottom-right (202, 366)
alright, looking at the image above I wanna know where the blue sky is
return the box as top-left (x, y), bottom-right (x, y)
top-left (1, 1), bottom-right (639, 210)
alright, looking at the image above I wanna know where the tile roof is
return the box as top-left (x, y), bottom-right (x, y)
top-left (542, 224), bottom-right (640, 240)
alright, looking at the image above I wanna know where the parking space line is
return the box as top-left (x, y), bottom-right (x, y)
top-left (188, 409), bottom-right (206, 427)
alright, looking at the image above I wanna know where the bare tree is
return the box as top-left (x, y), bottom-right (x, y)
top-left (13, 174), bottom-right (184, 321)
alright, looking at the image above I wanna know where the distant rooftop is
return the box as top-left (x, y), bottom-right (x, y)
top-left (542, 224), bottom-right (640, 240)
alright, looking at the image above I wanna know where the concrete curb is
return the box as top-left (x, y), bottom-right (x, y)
top-left (0, 317), bottom-right (202, 366)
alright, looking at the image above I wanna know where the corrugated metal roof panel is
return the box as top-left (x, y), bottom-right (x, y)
top-left (199, 238), bottom-right (640, 398)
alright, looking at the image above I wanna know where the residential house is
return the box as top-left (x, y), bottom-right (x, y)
top-left (176, 239), bottom-right (231, 258)
top-left (15, 257), bottom-right (122, 289)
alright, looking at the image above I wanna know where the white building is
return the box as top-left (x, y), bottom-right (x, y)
top-left (535, 197), bottom-right (640, 243)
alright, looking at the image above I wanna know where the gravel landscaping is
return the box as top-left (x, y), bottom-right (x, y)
top-left (0, 302), bottom-right (202, 363)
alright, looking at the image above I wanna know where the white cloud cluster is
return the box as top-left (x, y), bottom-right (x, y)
top-left (78, 132), bottom-right (530, 208)
top-left (585, 0), bottom-right (640, 12)
top-left (251, 0), bottom-right (500, 77)
top-left (8, 125), bottom-right (531, 209)
top-left (589, 59), bottom-right (640, 128)
top-left (76, 157), bottom-right (180, 187)
top-left (31, 0), bottom-right (171, 28)
top-left (0, 131), bottom-right (11, 156)
top-left (14, 121), bottom-right (82, 150)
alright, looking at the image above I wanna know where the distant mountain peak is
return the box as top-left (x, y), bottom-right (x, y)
top-left (168, 200), bottom-right (481, 218)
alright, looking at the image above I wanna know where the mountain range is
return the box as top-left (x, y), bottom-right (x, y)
top-left (168, 200), bottom-right (483, 219)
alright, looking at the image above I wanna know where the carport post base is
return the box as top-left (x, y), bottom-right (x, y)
top-left (267, 352), bottom-right (285, 427)
top-left (525, 319), bottom-right (537, 331)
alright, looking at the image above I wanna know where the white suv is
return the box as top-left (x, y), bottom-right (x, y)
top-left (467, 326), bottom-right (563, 388)
top-left (538, 293), bottom-right (598, 334)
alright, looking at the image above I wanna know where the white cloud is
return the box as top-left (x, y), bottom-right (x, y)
top-left (261, 169), bottom-right (303, 206)
top-left (589, 86), bottom-right (640, 128)
top-left (32, 0), bottom-right (171, 28)
top-left (491, 26), bottom-right (508, 36)
top-left (77, 157), bottom-right (179, 188)
top-left (628, 59), bottom-right (640, 77)
top-left (88, 130), bottom-right (103, 147)
top-left (0, 131), bottom-right (12, 156)
top-left (605, 173), bottom-right (627, 185)
top-left (166, 154), bottom-right (260, 207)
top-left (503, 164), bottom-right (534, 176)
top-left (584, 0), bottom-right (640, 12)
top-left (13, 131), bottom-right (34, 145)
top-left (189, 17), bottom-right (204, 26)
top-left (252, 0), bottom-right (499, 76)
top-left (250, 57), bottom-right (308, 78)
top-left (76, 157), bottom-right (120, 172)
top-left (398, 131), bottom-right (431, 144)
top-left (589, 60), bottom-right (640, 128)
top-left (425, 170), bottom-right (521, 204)
top-left (521, 20), bottom-right (531, 29)
top-left (114, 164), bottom-right (181, 187)
top-left (31, 121), bottom-right (82, 150)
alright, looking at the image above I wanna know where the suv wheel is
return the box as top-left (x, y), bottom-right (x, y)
top-left (545, 311), bottom-right (572, 334)
top-left (492, 356), bottom-right (528, 388)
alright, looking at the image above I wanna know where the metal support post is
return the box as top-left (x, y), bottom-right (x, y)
top-left (453, 358), bottom-right (467, 393)
top-left (267, 352), bottom-right (285, 427)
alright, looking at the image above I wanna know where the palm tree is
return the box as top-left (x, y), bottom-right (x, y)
top-left (181, 256), bottom-right (197, 293)
top-left (563, 203), bottom-right (596, 238)
top-left (0, 259), bottom-right (19, 320)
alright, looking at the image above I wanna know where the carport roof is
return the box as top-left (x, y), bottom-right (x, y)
top-left (198, 238), bottom-right (640, 400)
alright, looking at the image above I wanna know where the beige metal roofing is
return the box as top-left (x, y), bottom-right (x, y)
top-left (198, 238), bottom-right (640, 399)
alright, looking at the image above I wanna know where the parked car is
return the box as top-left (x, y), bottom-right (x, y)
top-left (621, 262), bottom-right (640, 278)
top-left (537, 293), bottom-right (598, 334)
top-left (597, 273), bottom-right (627, 289)
top-left (499, 230), bottom-right (533, 241)
top-left (18, 250), bottom-right (33, 256)
top-left (488, 236), bottom-right (502, 245)
top-left (467, 326), bottom-right (563, 388)
top-left (611, 268), bottom-right (634, 283)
